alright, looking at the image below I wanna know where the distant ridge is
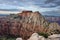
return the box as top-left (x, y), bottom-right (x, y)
top-left (44, 15), bottom-right (60, 17)
top-left (0, 14), bottom-right (9, 16)
top-left (0, 9), bottom-right (20, 11)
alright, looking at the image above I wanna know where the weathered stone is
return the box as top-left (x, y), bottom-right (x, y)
top-left (28, 33), bottom-right (39, 40)
top-left (48, 34), bottom-right (60, 40)
top-left (16, 38), bottom-right (23, 40)
top-left (28, 33), bottom-right (45, 40)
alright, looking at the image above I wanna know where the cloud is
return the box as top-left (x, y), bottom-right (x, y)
top-left (0, 0), bottom-right (60, 16)
top-left (45, 0), bottom-right (60, 7)
top-left (0, 3), bottom-right (20, 9)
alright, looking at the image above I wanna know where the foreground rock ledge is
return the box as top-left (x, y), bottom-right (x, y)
top-left (28, 33), bottom-right (60, 40)
top-left (28, 33), bottom-right (46, 40)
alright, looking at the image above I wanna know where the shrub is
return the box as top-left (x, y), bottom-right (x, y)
top-left (38, 32), bottom-right (49, 38)
top-left (51, 29), bottom-right (60, 34)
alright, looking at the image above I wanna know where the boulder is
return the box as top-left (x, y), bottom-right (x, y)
top-left (16, 38), bottom-right (23, 40)
top-left (48, 34), bottom-right (60, 40)
top-left (39, 36), bottom-right (46, 40)
top-left (48, 34), bottom-right (60, 38)
top-left (28, 33), bottom-right (45, 40)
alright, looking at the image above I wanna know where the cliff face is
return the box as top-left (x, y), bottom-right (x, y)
top-left (0, 11), bottom-right (60, 40)
top-left (18, 11), bottom-right (48, 27)
top-left (8, 11), bottom-right (49, 39)
top-left (17, 11), bottom-right (49, 32)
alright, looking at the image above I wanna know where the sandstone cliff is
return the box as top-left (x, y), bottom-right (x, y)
top-left (8, 11), bottom-right (49, 40)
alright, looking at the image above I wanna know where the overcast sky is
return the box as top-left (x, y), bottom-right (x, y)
top-left (0, 0), bottom-right (60, 16)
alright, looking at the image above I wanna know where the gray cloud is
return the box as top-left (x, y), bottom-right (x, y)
top-left (0, 0), bottom-right (60, 16)
top-left (0, 0), bottom-right (60, 8)
top-left (45, 0), bottom-right (60, 7)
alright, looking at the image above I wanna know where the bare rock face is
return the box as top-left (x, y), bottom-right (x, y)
top-left (18, 11), bottom-right (48, 32)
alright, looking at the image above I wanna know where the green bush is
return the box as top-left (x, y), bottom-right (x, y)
top-left (51, 29), bottom-right (60, 34)
top-left (0, 37), bottom-right (16, 40)
top-left (38, 32), bottom-right (49, 38)
top-left (7, 38), bottom-right (16, 40)
top-left (0, 37), bottom-right (7, 40)
top-left (0, 36), bottom-right (16, 40)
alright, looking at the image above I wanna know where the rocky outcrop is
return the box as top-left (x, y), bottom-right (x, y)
top-left (28, 33), bottom-right (40, 40)
top-left (48, 22), bottom-right (60, 30)
top-left (28, 33), bottom-right (60, 40)
top-left (17, 11), bottom-right (49, 39)
top-left (48, 22), bottom-right (60, 34)
top-left (7, 11), bottom-right (49, 40)
top-left (17, 11), bottom-right (48, 32)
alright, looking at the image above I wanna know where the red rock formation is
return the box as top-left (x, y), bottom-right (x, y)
top-left (0, 11), bottom-right (49, 40)
top-left (18, 11), bottom-right (32, 17)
